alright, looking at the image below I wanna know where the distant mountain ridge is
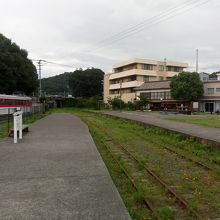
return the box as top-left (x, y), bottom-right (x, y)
top-left (41, 72), bottom-right (71, 95)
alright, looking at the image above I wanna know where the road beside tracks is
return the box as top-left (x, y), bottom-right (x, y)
top-left (101, 111), bottom-right (220, 148)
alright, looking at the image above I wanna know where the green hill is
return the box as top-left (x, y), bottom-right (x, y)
top-left (41, 72), bottom-right (71, 95)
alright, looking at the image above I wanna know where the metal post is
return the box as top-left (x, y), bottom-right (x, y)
top-left (19, 113), bottom-right (22, 139)
top-left (38, 60), bottom-right (42, 97)
top-left (7, 108), bottom-right (10, 133)
top-left (164, 58), bottom-right (167, 72)
top-left (196, 49), bottom-right (199, 73)
top-left (14, 113), bottom-right (17, 144)
top-left (120, 82), bottom-right (122, 112)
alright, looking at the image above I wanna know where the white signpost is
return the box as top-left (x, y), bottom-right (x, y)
top-left (13, 109), bottom-right (23, 144)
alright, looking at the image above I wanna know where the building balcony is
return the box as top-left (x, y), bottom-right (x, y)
top-left (166, 71), bottom-right (180, 77)
top-left (109, 80), bottom-right (143, 90)
top-left (109, 69), bottom-right (157, 80)
top-left (109, 69), bottom-right (182, 80)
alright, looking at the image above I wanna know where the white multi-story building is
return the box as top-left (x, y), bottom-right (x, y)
top-left (104, 58), bottom-right (188, 103)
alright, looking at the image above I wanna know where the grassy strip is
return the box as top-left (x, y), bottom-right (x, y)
top-left (88, 125), bottom-right (153, 220)
top-left (165, 117), bottom-right (220, 128)
top-left (23, 111), bottom-right (50, 124)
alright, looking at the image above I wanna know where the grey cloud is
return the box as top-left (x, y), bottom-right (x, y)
top-left (0, 0), bottom-right (219, 77)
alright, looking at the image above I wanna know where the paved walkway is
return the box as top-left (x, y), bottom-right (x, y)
top-left (0, 114), bottom-right (131, 220)
top-left (103, 111), bottom-right (220, 145)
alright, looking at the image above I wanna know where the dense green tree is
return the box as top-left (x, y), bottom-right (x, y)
top-left (41, 72), bottom-right (71, 95)
top-left (209, 71), bottom-right (220, 79)
top-left (170, 72), bottom-right (203, 101)
top-left (0, 33), bottom-right (38, 95)
top-left (69, 68), bottom-right (104, 98)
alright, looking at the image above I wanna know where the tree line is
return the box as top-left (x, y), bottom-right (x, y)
top-left (41, 68), bottom-right (104, 97)
top-left (0, 33), bottom-right (38, 95)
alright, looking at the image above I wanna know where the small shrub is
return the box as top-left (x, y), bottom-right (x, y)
top-left (108, 97), bottom-right (126, 110)
top-left (158, 207), bottom-right (174, 220)
top-left (127, 101), bottom-right (136, 110)
top-left (212, 156), bottom-right (220, 164)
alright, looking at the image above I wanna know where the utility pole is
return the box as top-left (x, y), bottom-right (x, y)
top-left (196, 49), bottom-right (199, 73)
top-left (119, 82), bottom-right (122, 112)
top-left (37, 60), bottom-right (43, 97)
top-left (164, 58), bottom-right (167, 72)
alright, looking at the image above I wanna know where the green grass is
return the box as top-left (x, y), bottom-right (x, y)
top-left (165, 117), bottom-right (220, 128)
top-left (23, 111), bottom-right (50, 124)
top-left (0, 122), bottom-right (10, 138)
top-left (89, 125), bottom-right (153, 220)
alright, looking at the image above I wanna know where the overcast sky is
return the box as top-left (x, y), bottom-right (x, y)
top-left (1, 0), bottom-right (220, 78)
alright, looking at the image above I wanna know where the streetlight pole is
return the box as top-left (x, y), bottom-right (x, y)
top-left (196, 49), bottom-right (199, 73)
top-left (120, 82), bottom-right (122, 112)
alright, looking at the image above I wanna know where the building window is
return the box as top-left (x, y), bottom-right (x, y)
top-left (110, 80), bottom-right (117, 84)
top-left (166, 66), bottom-right (172, 71)
top-left (159, 65), bottom-right (164, 71)
top-left (207, 88), bottom-right (214, 95)
top-left (140, 91), bottom-right (172, 100)
top-left (130, 75), bottom-right (136, 81)
top-left (174, 66), bottom-right (180, 72)
top-left (216, 88), bottom-right (220, 93)
top-left (140, 92), bottom-right (151, 99)
top-left (158, 76), bottom-right (164, 81)
top-left (165, 92), bottom-right (171, 99)
top-left (141, 64), bottom-right (153, 70)
top-left (143, 76), bottom-right (149, 82)
top-left (120, 88), bottom-right (134, 94)
top-left (110, 90), bottom-right (119, 95)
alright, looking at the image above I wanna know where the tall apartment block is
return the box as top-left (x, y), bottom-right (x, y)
top-left (104, 58), bottom-right (188, 102)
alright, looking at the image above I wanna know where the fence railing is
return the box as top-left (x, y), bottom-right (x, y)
top-left (0, 105), bottom-right (47, 137)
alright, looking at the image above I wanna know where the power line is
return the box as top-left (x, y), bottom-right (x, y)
top-left (88, 0), bottom-right (209, 52)
top-left (31, 59), bottom-right (75, 96)
top-left (86, 0), bottom-right (210, 52)
top-left (87, 0), bottom-right (198, 50)
top-left (31, 59), bottom-right (74, 68)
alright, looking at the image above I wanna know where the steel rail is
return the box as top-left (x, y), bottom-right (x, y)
top-left (162, 146), bottom-right (220, 175)
top-left (104, 140), bottom-right (155, 212)
top-left (88, 120), bottom-right (204, 220)
top-left (87, 120), bottom-right (156, 213)
top-left (87, 111), bottom-right (220, 176)
top-left (133, 129), bottom-right (220, 175)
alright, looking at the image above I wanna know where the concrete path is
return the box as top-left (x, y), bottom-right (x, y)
top-left (0, 114), bottom-right (131, 220)
top-left (103, 111), bottom-right (220, 145)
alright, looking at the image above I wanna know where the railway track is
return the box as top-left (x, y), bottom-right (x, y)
top-left (162, 145), bottom-right (220, 175)
top-left (88, 112), bottom-right (220, 175)
top-left (100, 136), bottom-right (156, 212)
top-left (87, 119), bottom-right (204, 220)
top-left (132, 128), bottom-right (220, 176)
